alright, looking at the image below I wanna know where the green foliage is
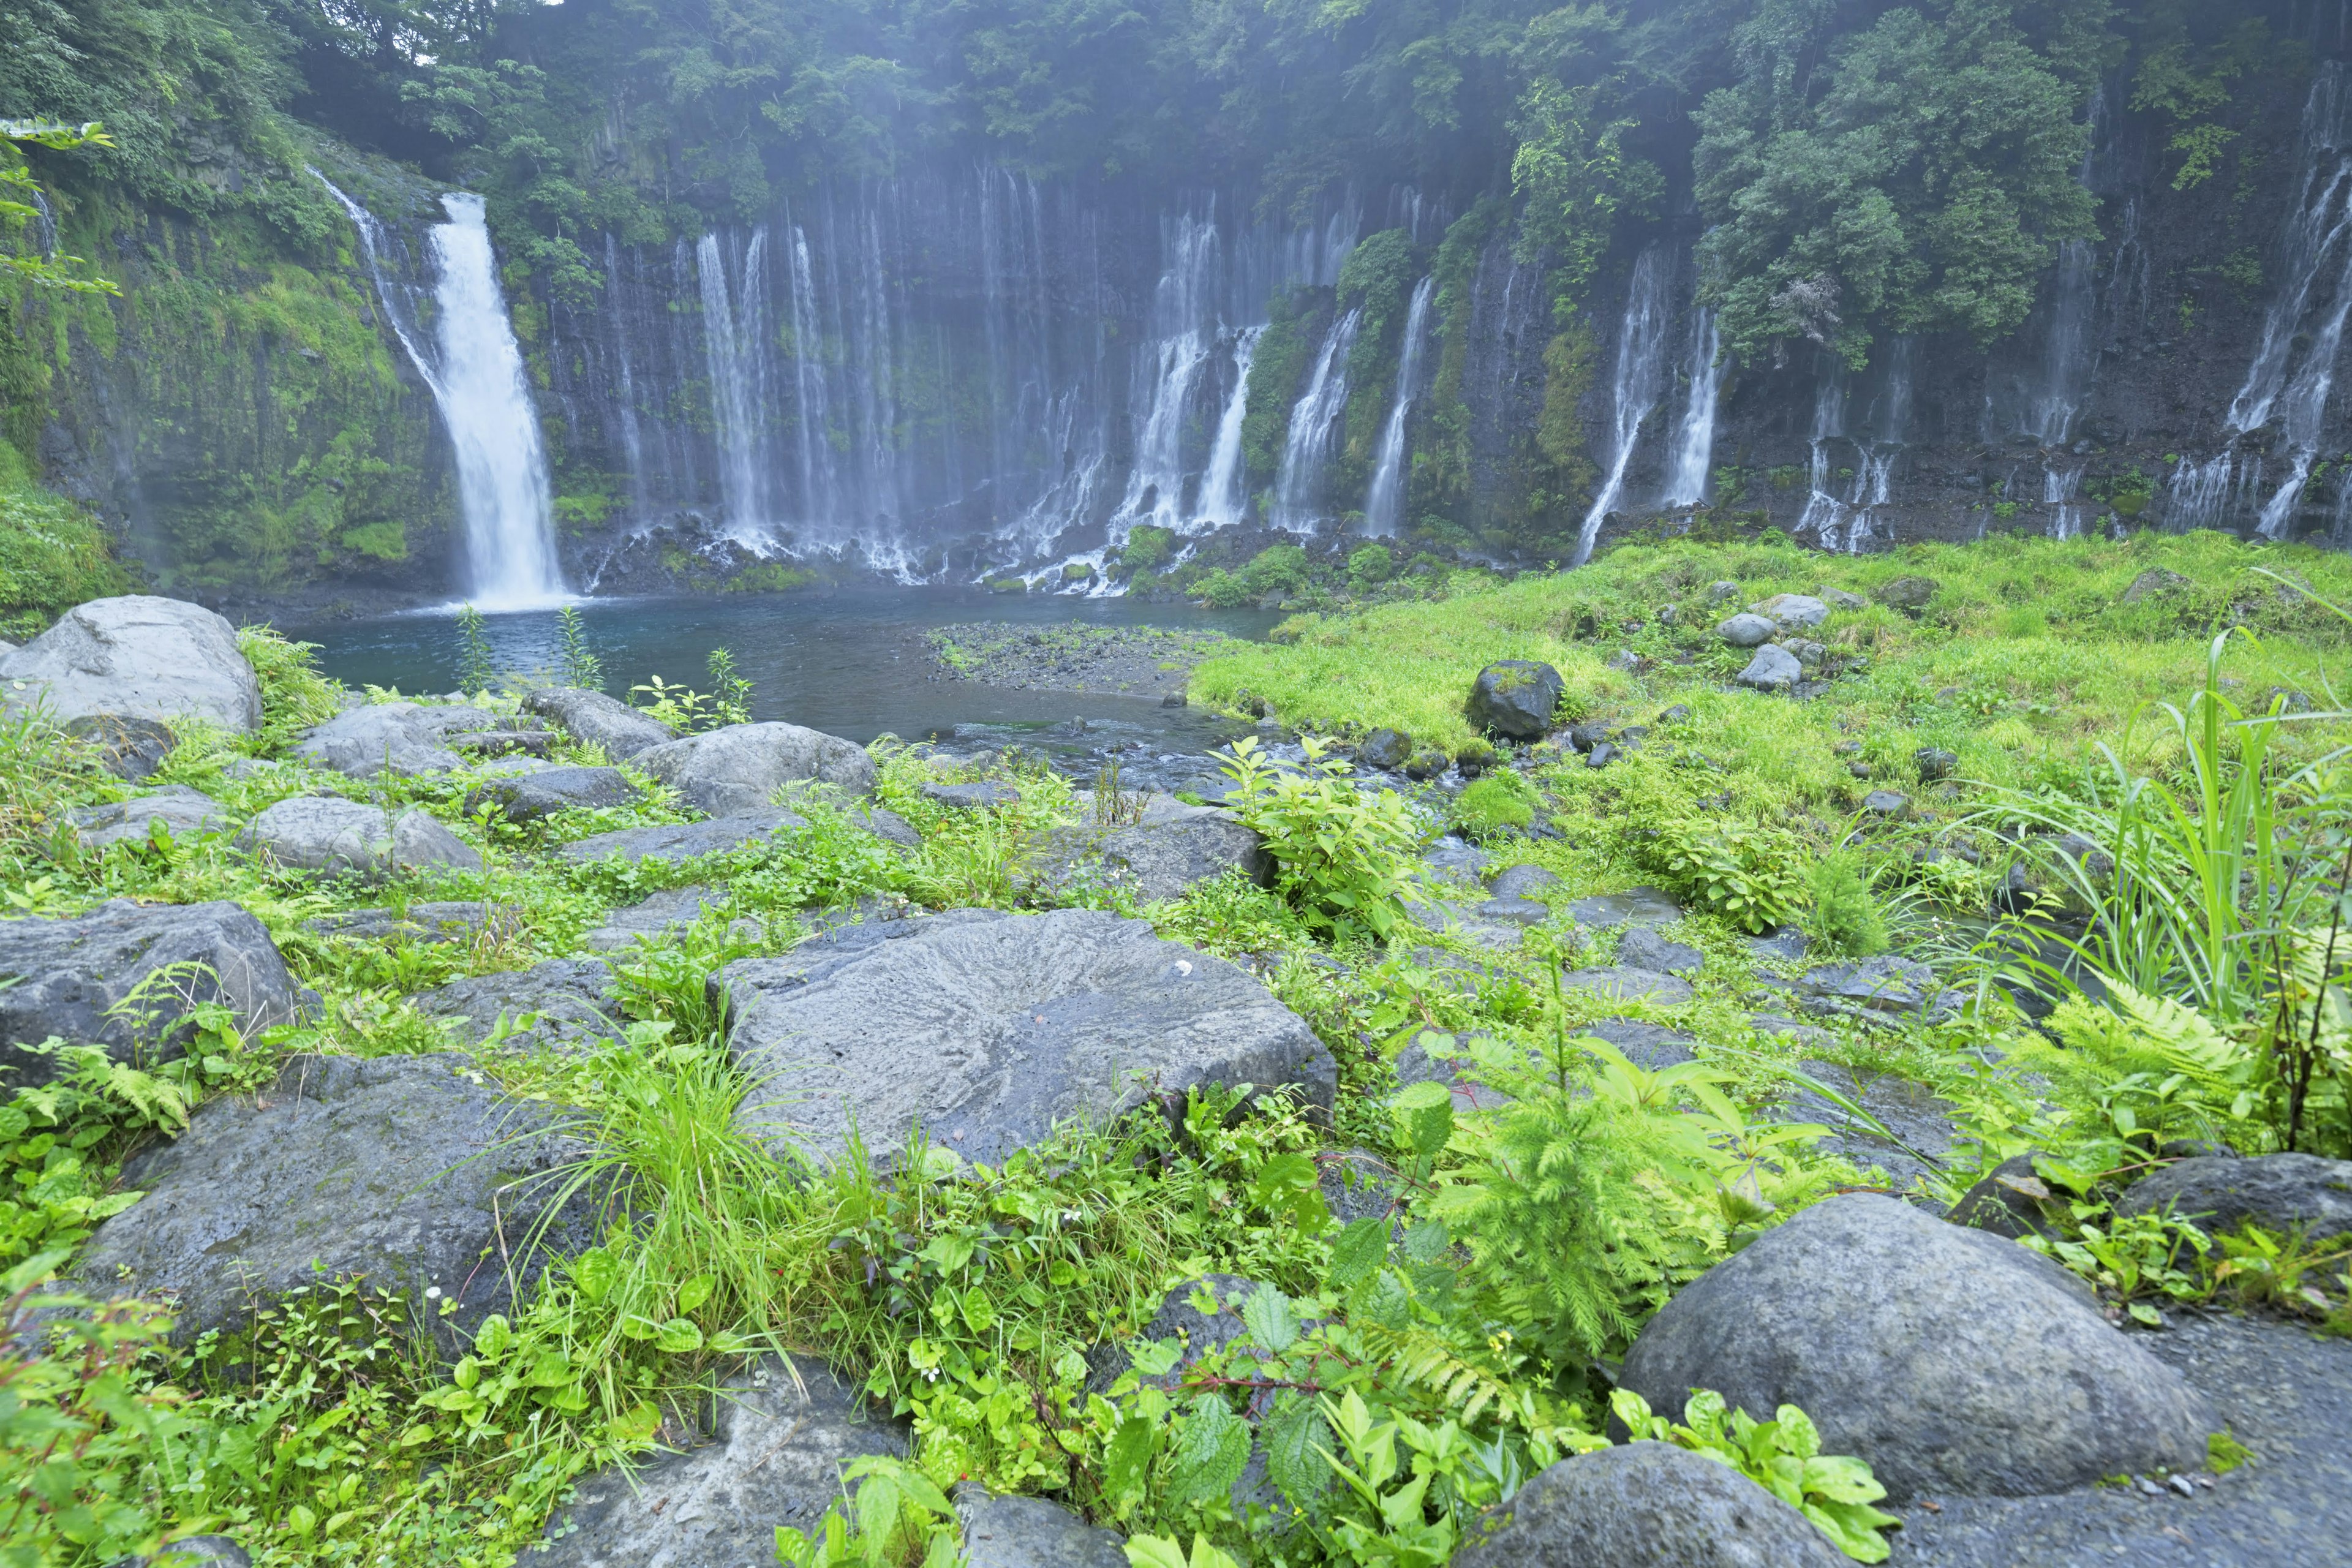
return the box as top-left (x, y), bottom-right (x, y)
top-left (1121, 526), bottom-right (1177, 575)
top-left (1654, 818), bottom-right (1806, 936)
top-left (0, 449), bottom-right (128, 635)
top-left (1241, 290), bottom-right (1322, 484)
top-left (706, 648), bottom-right (754, 728)
top-left (1, 121), bottom-right (118, 297)
top-left (1346, 546), bottom-right (1393, 589)
top-left (1451, 772), bottom-right (1539, 841)
top-left (454, 606), bottom-right (496, 697)
top-left (1610, 1388), bottom-right (1901, 1562)
top-left (236, 625), bottom-right (344, 755)
top-left (1512, 79), bottom-right (1656, 317)
top-left (1219, 737), bottom-right (1423, 943)
top-left (557, 606), bottom-right (605, 692)
top-left (1807, 852), bottom-right (1888, 959)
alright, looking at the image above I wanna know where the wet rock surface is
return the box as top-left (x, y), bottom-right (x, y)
top-left (720, 909), bottom-right (1334, 1169)
top-left (2117, 1153), bottom-right (2352, 1243)
top-left (238, 797), bottom-right (482, 877)
top-left (413, 959), bottom-right (624, 1052)
top-left (582, 884), bottom-right (761, 954)
top-left (67, 785), bottom-right (230, 850)
top-left (1795, 954), bottom-right (1961, 1024)
top-left (464, 766), bottom-right (638, 823)
top-left (0, 596), bottom-right (262, 733)
top-left (1453, 1441), bottom-right (1846, 1568)
top-left (635, 722), bottom-right (877, 816)
top-left (1467, 660), bottom-right (1563, 739)
top-left (1779, 1061), bottom-right (1956, 1193)
top-left (1561, 966), bottom-right (1695, 1005)
top-left (1564, 886), bottom-right (1683, 930)
top-left (295, 703), bottom-right (505, 778)
top-left (1028, 813), bottom-right (1270, 903)
top-left (556, 810), bottom-right (807, 868)
top-left (75, 1053), bottom-right (594, 1347)
top-left (306, 900), bottom-right (520, 947)
top-left (958, 1490), bottom-right (1128, 1568)
top-left (522, 687), bottom-right (675, 760)
top-left (67, 713), bottom-right (178, 781)
top-left (1616, 925), bottom-right (1705, 976)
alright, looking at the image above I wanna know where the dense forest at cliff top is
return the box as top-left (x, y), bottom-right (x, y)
top-left (0, 0), bottom-right (2334, 603)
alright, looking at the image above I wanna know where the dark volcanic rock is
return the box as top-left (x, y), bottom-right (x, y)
top-left (1564, 886), bottom-right (1683, 930)
top-left (413, 959), bottom-right (624, 1053)
top-left (1561, 966), bottom-right (1694, 1005)
top-left (1617, 925), bottom-right (1705, 976)
top-left (1452, 1442), bottom-right (1845, 1568)
top-left (582, 884), bottom-right (761, 954)
top-left (718, 909), bottom-right (1334, 1169)
top-left (1358, 727), bottom-right (1413, 770)
top-left (533, 1360), bottom-right (906, 1567)
top-left (1946, 1153), bottom-right (2064, 1240)
top-left (556, 810), bottom-right (806, 868)
top-left (74, 1053), bottom-right (594, 1348)
top-left (1796, 954), bottom-right (1959, 1023)
top-left (2117, 1153), bottom-right (2352, 1243)
top-left (66, 785), bottom-right (229, 850)
top-left (1028, 814), bottom-right (1270, 903)
top-left (294, 703), bottom-right (505, 778)
top-left (1584, 1018), bottom-right (1698, 1069)
top-left (1618, 1194), bottom-right (2211, 1500)
top-left (0, 900), bottom-right (307, 1087)
top-left (1876, 575), bottom-right (1940, 611)
top-left (237, 797), bottom-right (482, 877)
top-left (306, 900), bottom-right (521, 947)
top-left (464, 765), bottom-right (638, 823)
top-left (1467, 660), bottom-right (1564, 740)
top-left (66, 713), bottom-right (178, 781)
top-left (521, 687), bottom-right (675, 760)
top-left (924, 780), bottom-right (1023, 810)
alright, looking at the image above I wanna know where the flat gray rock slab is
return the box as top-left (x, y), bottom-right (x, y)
top-left (635, 722), bottom-right (876, 816)
top-left (533, 1360), bottom-right (905, 1567)
top-left (0, 899), bottom-right (307, 1087)
top-left (556, 810), bottom-right (806, 868)
top-left (0, 595), bottom-right (260, 732)
top-left (522, 687), bottom-right (674, 760)
top-left (1797, 954), bottom-right (1961, 1024)
top-left (1562, 966), bottom-right (1694, 1005)
top-left (306, 901), bottom-right (521, 946)
top-left (581, 885), bottom-right (758, 954)
top-left (1618, 926), bottom-right (1704, 976)
top-left (1564, 886), bottom-right (1683, 930)
top-left (1781, 1061), bottom-right (1955, 1193)
top-left (1421, 837), bottom-right (1491, 889)
top-left (1618, 1194), bottom-right (2212, 1501)
top-left (1453, 1441), bottom-right (1845, 1568)
top-left (1747, 925), bottom-right (1810, 965)
top-left (67, 712), bottom-right (176, 780)
top-left (238, 797), bottom-right (482, 877)
top-left (67, 785), bottom-right (230, 850)
top-left (295, 702), bottom-right (505, 778)
top-left (414, 959), bottom-right (624, 1053)
top-left (74, 1053), bottom-right (592, 1348)
top-left (719, 908), bottom-right (1335, 1170)
top-left (464, 766), bottom-right (637, 823)
top-left (959, 1489), bottom-right (1128, 1568)
top-left (1885, 1312), bottom-right (2352, 1567)
top-left (1030, 816), bottom-right (1269, 903)
top-left (2118, 1153), bottom-right (2352, 1243)
top-left (1488, 863), bottom-right (1560, 900)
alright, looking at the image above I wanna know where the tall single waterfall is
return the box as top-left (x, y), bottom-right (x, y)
top-left (1199, 326), bottom-right (1262, 530)
top-left (1273, 309), bottom-right (1362, 530)
top-left (698, 229), bottom-right (775, 543)
top-left (1572, 244), bottom-right (1673, 565)
top-left (1363, 276), bottom-right (1435, 535)
top-left (2029, 239), bottom-right (2097, 446)
top-left (1663, 304), bottom-right (1724, 507)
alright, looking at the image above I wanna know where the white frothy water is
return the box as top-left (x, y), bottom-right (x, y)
top-left (428, 194), bottom-right (567, 608)
top-left (1198, 325), bottom-right (1262, 530)
top-left (1363, 276), bottom-right (1435, 536)
top-left (1663, 304), bottom-right (1724, 507)
top-left (1273, 308), bottom-right (1362, 530)
top-left (699, 228), bottom-right (775, 546)
top-left (1572, 244), bottom-right (1673, 565)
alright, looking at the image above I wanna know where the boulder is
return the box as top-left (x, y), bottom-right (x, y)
top-left (2117, 1153), bottom-right (2352, 1243)
top-left (66, 785), bottom-right (230, 851)
top-left (1735, 646), bottom-right (1803, 691)
top-left (853, 805), bottom-right (922, 848)
top-left (1028, 815), bottom-right (1270, 903)
top-left (66, 713), bottom-right (177, 781)
top-left (532, 1360), bottom-right (906, 1567)
top-left (1488, 863), bottom-right (1559, 900)
top-left (959, 1490), bottom-right (1128, 1568)
top-left (237, 797), bottom-right (482, 877)
top-left (1393, 1031), bottom-right (1509, 1113)
top-left (1796, 954), bottom-right (1959, 1023)
top-left (1716, 613), bottom-right (1776, 648)
top-left (522, 687), bottom-right (675, 760)
top-left (1820, 588), bottom-right (1868, 611)
top-left (0, 596), bottom-right (260, 733)
top-left (582, 885), bottom-right (761, 954)
top-left (0, 900), bottom-right (307, 1087)
top-left (1475, 895), bottom-right (1551, 927)
top-left (1875, 575), bottom-right (1940, 611)
top-left (635, 722), bottom-right (876, 816)
top-left (1584, 1018), bottom-right (1698, 1070)
top-left (1707, 581), bottom-right (1741, 603)
top-left (1617, 926), bottom-right (1704, 977)
top-left (294, 703), bottom-right (505, 778)
top-left (1746, 925), bottom-right (1809, 965)
top-left (924, 780), bottom-right (1022, 810)
top-left (1452, 1442), bottom-right (1845, 1568)
top-left (306, 902), bottom-right (521, 947)
top-left (464, 765), bottom-right (638, 824)
top-left (556, 810), bottom-right (807, 869)
top-left (1358, 727), bottom-right (1413, 770)
top-left (74, 1053), bottom-right (595, 1348)
top-left (413, 959), bottom-right (624, 1053)
top-left (718, 909), bottom-right (1335, 1170)
top-left (1616, 1194), bottom-right (2211, 1499)
top-left (1561, 967), bottom-right (1694, 1006)
top-left (2120, 567), bottom-right (2193, 605)
top-left (1404, 746), bottom-right (1450, 780)
top-left (1564, 886), bottom-right (1682, 930)
top-left (1467, 661), bottom-right (1564, 740)
top-left (1915, 747), bottom-right (1959, 782)
top-left (1946, 1152), bottom-right (2064, 1240)
top-left (1749, 594), bottom-right (1830, 631)
top-left (1862, 789), bottom-right (1911, 818)
top-left (1422, 837), bottom-right (1492, 889)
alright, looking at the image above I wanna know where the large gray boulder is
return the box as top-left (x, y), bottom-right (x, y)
top-left (463, 765), bottom-right (637, 824)
top-left (1716, 612), bottom-right (1776, 649)
top-left (413, 959), bottom-right (624, 1053)
top-left (959, 1489), bottom-right (1127, 1568)
top-left (1452, 1442), bottom-right (1845, 1568)
top-left (2118, 1153), bottom-right (2352, 1243)
top-left (1617, 1194), bottom-right (2211, 1499)
top-left (0, 899), bottom-right (308, 1087)
top-left (718, 909), bottom-right (1335, 1170)
top-left (556, 810), bottom-right (805, 869)
top-left (521, 686), bottom-right (675, 760)
top-left (1749, 593), bottom-right (1831, 631)
top-left (1028, 814), bottom-right (1270, 903)
top-left (635, 722), bottom-right (876, 816)
top-left (74, 1053), bottom-right (594, 1347)
top-left (66, 712), bottom-right (178, 781)
top-left (1467, 660), bottom-right (1564, 740)
top-left (66, 785), bottom-right (230, 851)
top-left (533, 1359), bottom-right (906, 1568)
top-left (1734, 645), bottom-right (1803, 692)
top-left (0, 596), bottom-right (261, 733)
top-left (237, 797), bottom-right (482, 877)
top-left (294, 702), bottom-right (508, 778)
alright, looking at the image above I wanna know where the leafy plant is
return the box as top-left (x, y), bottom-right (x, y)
top-left (1219, 737), bottom-right (1424, 943)
top-left (1807, 852), bottom-right (1887, 958)
top-left (707, 648), bottom-right (754, 728)
top-left (454, 605), bottom-right (497, 696)
top-left (557, 606), bottom-right (605, 692)
top-left (1451, 773), bottom-right (1538, 841)
top-left (1610, 1388), bottom-right (1901, 1562)
top-left (1657, 820), bottom-right (1806, 935)
top-left (235, 627), bottom-right (344, 755)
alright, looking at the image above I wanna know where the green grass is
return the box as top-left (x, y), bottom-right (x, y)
top-left (0, 443), bottom-right (130, 639)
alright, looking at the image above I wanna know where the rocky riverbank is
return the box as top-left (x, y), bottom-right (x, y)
top-left (923, 621), bottom-right (1228, 697)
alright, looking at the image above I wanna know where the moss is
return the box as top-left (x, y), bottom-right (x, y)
top-left (1240, 287), bottom-right (1328, 484)
top-left (0, 442), bottom-right (131, 633)
top-left (723, 562), bottom-right (818, 594)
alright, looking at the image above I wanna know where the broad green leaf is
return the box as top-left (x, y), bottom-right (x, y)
top-left (654, 1317), bottom-right (704, 1354)
top-left (1105, 1414), bottom-right (1159, 1498)
top-left (676, 1274), bottom-right (715, 1313)
top-left (1123, 1537), bottom-right (1188, 1568)
top-left (1164, 1397), bottom-right (1250, 1508)
top-left (571, 1247), bottom-right (618, 1303)
top-left (1240, 1283), bottom-right (1299, 1354)
top-left (1261, 1391), bottom-right (1332, 1504)
top-left (1327, 1216), bottom-right (1389, 1292)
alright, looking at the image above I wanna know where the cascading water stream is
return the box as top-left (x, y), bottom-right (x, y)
top-left (1572, 244), bottom-right (1673, 565)
top-left (1273, 309), bottom-right (1362, 530)
top-left (2044, 466), bottom-right (2086, 538)
top-left (698, 229), bottom-right (774, 545)
top-left (1112, 214), bottom-right (1223, 535)
top-left (1363, 276), bottom-right (1435, 536)
top-left (1662, 304), bottom-right (1724, 508)
top-left (2030, 239), bottom-right (2097, 446)
top-left (1197, 326), bottom-right (1262, 532)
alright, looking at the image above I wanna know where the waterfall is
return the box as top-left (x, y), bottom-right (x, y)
top-left (698, 229), bottom-right (774, 544)
top-left (1798, 340), bottom-right (1909, 552)
top-left (1111, 213), bottom-right (1222, 537)
top-left (785, 222), bottom-right (838, 527)
top-left (1663, 304), bottom-right (1724, 507)
top-left (1572, 244), bottom-right (1674, 565)
top-left (2043, 465), bottom-right (2085, 538)
top-left (1363, 276), bottom-right (1435, 536)
top-left (1198, 326), bottom-right (1262, 530)
top-left (1273, 309), bottom-right (1362, 530)
top-left (2029, 239), bottom-right (2096, 445)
